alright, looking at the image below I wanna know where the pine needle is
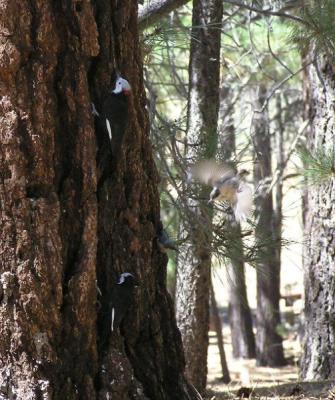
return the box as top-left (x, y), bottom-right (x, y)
top-left (297, 145), bottom-right (335, 184)
top-left (289, 0), bottom-right (335, 60)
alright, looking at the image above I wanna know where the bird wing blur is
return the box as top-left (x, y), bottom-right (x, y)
top-left (234, 182), bottom-right (253, 222)
top-left (189, 159), bottom-right (235, 186)
top-left (188, 159), bottom-right (253, 221)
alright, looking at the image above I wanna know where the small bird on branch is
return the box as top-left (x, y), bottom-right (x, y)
top-left (187, 159), bottom-right (253, 222)
top-left (157, 225), bottom-right (178, 252)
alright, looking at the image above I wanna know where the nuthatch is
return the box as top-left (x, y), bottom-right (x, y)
top-left (188, 159), bottom-right (253, 222)
top-left (157, 227), bottom-right (177, 252)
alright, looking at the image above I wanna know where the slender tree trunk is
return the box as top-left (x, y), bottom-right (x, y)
top-left (218, 84), bottom-right (256, 359)
top-left (301, 56), bottom-right (335, 380)
top-left (0, 1), bottom-right (197, 399)
top-left (175, 0), bottom-right (223, 392)
top-left (253, 85), bottom-right (286, 367)
top-left (210, 281), bottom-right (231, 383)
top-left (274, 94), bottom-right (284, 270)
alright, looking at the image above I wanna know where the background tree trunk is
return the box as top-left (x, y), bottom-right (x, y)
top-left (210, 281), bottom-right (231, 383)
top-left (218, 83), bottom-right (256, 360)
top-left (301, 56), bottom-right (335, 380)
top-left (175, 0), bottom-right (223, 392)
top-left (253, 85), bottom-right (286, 367)
top-left (0, 1), bottom-right (197, 399)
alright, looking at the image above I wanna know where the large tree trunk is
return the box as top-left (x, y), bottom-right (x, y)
top-left (218, 84), bottom-right (256, 359)
top-left (301, 56), bottom-right (335, 380)
top-left (175, 0), bottom-right (222, 393)
top-left (0, 1), bottom-right (196, 399)
top-left (253, 85), bottom-right (286, 367)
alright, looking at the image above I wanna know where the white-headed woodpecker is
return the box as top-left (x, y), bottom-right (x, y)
top-left (102, 75), bottom-right (131, 152)
top-left (92, 73), bottom-right (131, 155)
top-left (111, 272), bottom-right (138, 332)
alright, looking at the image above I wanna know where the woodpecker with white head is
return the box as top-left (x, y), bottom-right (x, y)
top-left (92, 73), bottom-right (131, 154)
top-left (187, 159), bottom-right (253, 222)
top-left (111, 272), bottom-right (138, 332)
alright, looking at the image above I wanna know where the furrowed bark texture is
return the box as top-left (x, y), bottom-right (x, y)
top-left (218, 83), bottom-right (255, 360)
top-left (253, 85), bottom-right (285, 367)
top-left (301, 58), bottom-right (335, 380)
top-left (0, 1), bottom-right (195, 399)
top-left (175, 0), bottom-right (222, 393)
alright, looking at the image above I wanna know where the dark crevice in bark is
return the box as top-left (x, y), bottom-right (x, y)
top-left (26, 184), bottom-right (54, 199)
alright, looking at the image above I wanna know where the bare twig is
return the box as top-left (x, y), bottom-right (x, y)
top-left (254, 61), bottom-right (313, 113)
top-left (267, 119), bottom-right (309, 194)
top-left (222, 0), bottom-right (306, 25)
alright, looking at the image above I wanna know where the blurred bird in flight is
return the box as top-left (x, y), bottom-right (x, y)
top-left (187, 159), bottom-right (253, 222)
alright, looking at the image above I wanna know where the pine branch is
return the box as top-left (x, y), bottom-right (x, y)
top-left (267, 120), bottom-right (309, 194)
top-left (290, 0), bottom-right (335, 59)
top-left (138, 0), bottom-right (306, 31)
top-left (298, 144), bottom-right (335, 184)
top-left (138, 0), bottom-right (190, 31)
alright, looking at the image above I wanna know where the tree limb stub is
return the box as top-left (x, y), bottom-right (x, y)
top-left (138, 0), bottom-right (190, 30)
top-left (138, 0), bottom-right (306, 31)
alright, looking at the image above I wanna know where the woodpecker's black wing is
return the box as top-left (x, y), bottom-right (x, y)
top-left (110, 274), bottom-right (137, 332)
top-left (234, 182), bottom-right (253, 222)
top-left (101, 92), bottom-right (129, 154)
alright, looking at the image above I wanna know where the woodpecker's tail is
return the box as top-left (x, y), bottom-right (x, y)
top-left (234, 183), bottom-right (253, 222)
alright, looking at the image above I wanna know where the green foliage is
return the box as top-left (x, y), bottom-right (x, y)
top-left (297, 144), bottom-right (335, 184)
top-left (290, 0), bottom-right (335, 59)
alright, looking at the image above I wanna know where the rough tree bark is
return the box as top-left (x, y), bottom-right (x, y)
top-left (0, 1), bottom-right (197, 399)
top-left (301, 56), bottom-right (335, 380)
top-left (218, 83), bottom-right (256, 359)
top-left (175, 0), bottom-right (223, 393)
top-left (253, 85), bottom-right (286, 367)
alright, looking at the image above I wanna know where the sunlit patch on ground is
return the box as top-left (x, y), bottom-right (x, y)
top-left (207, 325), bottom-right (301, 396)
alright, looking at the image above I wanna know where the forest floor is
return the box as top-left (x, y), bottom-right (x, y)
top-left (205, 325), bottom-right (335, 399)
